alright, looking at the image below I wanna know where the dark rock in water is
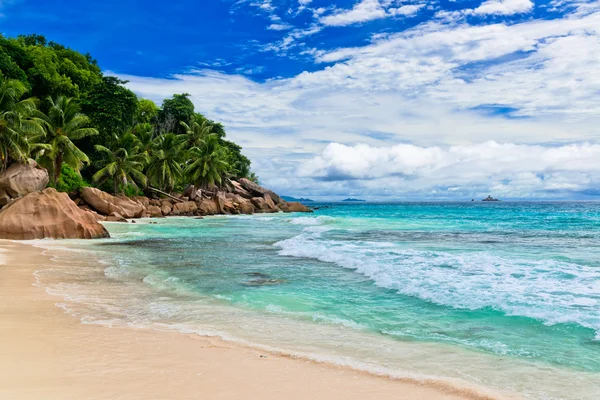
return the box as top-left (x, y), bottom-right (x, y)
top-left (195, 216), bottom-right (204, 219)
top-left (482, 195), bottom-right (500, 202)
top-left (246, 272), bottom-right (270, 279)
top-left (243, 278), bottom-right (286, 286)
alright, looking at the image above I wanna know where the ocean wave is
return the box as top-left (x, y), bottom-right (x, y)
top-left (289, 216), bottom-right (336, 226)
top-left (274, 232), bottom-right (600, 337)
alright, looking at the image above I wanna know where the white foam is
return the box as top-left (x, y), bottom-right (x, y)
top-left (289, 216), bottom-right (336, 226)
top-left (274, 231), bottom-right (600, 337)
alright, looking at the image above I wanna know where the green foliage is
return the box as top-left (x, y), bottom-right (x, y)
top-left (49, 164), bottom-right (89, 193)
top-left (92, 132), bottom-right (148, 195)
top-left (81, 76), bottom-right (139, 144)
top-left (36, 96), bottom-right (98, 183)
top-left (0, 78), bottom-right (46, 171)
top-left (136, 99), bottom-right (159, 124)
top-left (184, 134), bottom-right (230, 189)
top-left (0, 33), bottom-right (258, 196)
top-left (146, 133), bottom-right (183, 192)
top-left (220, 139), bottom-right (252, 179)
top-left (11, 34), bottom-right (102, 102)
top-left (122, 183), bottom-right (143, 197)
top-left (158, 93), bottom-right (194, 134)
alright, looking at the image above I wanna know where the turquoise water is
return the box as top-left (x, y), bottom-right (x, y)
top-left (34, 202), bottom-right (600, 399)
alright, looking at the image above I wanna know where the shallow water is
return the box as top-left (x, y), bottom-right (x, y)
top-left (33, 202), bottom-right (600, 399)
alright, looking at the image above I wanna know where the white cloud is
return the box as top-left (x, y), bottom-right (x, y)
top-left (473, 0), bottom-right (534, 15)
top-left (389, 4), bottom-right (425, 16)
top-left (298, 141), bottom-right (600, 198)
top-left (117, 7), bottom-right (600, 198)
top-left (320, 0), bottom-right (389, 26)
top-left (267, 23), bottom-right (292, 30)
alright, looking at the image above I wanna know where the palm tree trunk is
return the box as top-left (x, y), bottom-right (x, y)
top-left (113, 177), bottom-right (118, 196)
top-left (54, 153), bottom-right (63, 184)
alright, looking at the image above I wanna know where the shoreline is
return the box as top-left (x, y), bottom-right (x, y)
top-left (0, 239), bottom-right (500, 400)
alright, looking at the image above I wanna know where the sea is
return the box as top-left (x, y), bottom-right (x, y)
top-left (32, 202), bottom-right (600, 399)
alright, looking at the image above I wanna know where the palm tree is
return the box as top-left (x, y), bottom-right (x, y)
top-left (132, 122), bottom-right (155, 155)
top-left (184, 134), bottom-right (230, 189)
top-left (92, 133), bottom-right (148, 195)
top-left (0, 79), bottom-right (45, 172)
top-left (38, 96), bottom-right (98, 184)
top-left (146, 133), bottom-right (183, 192)
top-left (179, 119), bottom-right (213, 151)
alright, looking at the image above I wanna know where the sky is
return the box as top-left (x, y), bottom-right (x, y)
top-left (2, 0), bottom-right (600, 200)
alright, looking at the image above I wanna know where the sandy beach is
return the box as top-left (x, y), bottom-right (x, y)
top-left (0, 240), bottom-right (490, 400)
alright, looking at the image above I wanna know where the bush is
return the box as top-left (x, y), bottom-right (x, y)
top-left (49, 164), bottom-right (89, 193)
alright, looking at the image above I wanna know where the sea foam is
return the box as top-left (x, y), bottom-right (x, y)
top-left (274, 230), bottom-right (600, 338)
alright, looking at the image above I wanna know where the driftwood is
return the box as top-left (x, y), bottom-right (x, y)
top-left (147, 187), bottom-right (184, 203)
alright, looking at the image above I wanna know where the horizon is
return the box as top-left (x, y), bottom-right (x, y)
top-left (2, 0), bottom-right (600, 200)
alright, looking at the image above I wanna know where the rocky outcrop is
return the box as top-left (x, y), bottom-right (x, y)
top-left (81, 187), bottom-right (145, 218)
top-left (197, 198), bottom-right (220, 215)
top-left (172, 201), bottom-right (198, 215)
top-left (146, 205), bottom-right (163, 217)
top-left (0, 188), bottom-right (109, 240)
top-left (105, 212), bottom-right (127, 222)
top-left (238, 178), bottom-right (282, 204)
top-left (286, 202), bottom-right (312, 213)
top-left (0, 160), bottom-right (49, 206)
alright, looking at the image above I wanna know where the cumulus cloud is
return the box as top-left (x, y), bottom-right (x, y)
top-left (319, 0), bottom-right (422, 26)
top-left (298, 141), bottom-right (600, 198)
top-left (267, 23), bottom-right (292, 30)
top-left (320, 0), bottom-right (388, 26)
top-left (473, 0), bottom-right (534, 15)
top-left (118, 5), bottom-right (600, 198)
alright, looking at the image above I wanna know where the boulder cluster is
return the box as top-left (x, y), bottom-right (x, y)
top-left (74, 178), bottom-right (311, 222)
top-left (0, 161), bottom-right (312, 239)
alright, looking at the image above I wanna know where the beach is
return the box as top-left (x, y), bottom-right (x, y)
top-left (0, 239), bottom-right (476, 400)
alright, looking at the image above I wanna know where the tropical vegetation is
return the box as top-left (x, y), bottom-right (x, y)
top-left (0, 33), bottom-right (257, 196)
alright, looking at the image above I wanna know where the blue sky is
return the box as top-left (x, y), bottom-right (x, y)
top-left (2, 0), bottom-right (600, 200)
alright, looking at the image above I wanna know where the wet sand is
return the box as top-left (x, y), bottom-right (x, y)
top-left (0, 240), bottom-right (493, 400)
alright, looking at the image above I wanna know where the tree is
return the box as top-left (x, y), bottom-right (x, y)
top-left (136, 98), bottom-right (159, 124)
top-left (93, 132), bottom-right (148, 195)
top-left (0, 78), bottom-right (45, 172)
top-left (131, 123), bottom-right (155, 155)
top-left (81, 76), bottom-right (139, 146)
top-left (184, 134), bottom-right (230, 189)
top-left (179, 119), bottom-right (213, 150)
top-left (146, 133), bottom-right (183, 192)
top-left (158, 93), bottom-right (194, 134)
top-left (37, 96), bottom-right (98, 183)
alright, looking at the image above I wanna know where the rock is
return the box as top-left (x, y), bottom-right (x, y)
top-left (106, 212), bottom-right (127, 222)
top-left (0, 188), bottom-right (109, 240)
top-left (0, 192), bottom-right (12, 208)
top-left (149, 199), bottom-right (162, 207)
top-left (286, 202), bottom-right (313, 213)
top-left (264, 194), bottom-right (278, 210)
top-left (238, 178), bottom-right (282, 204)
top-left (161, 204), bottom-right (172, 216)
top-left (237, 198), bottom-right (255, 214)
top-left (81, 187), bottom-right (145, 218)
top-left (251, 197), bottom-right (277, 213)
top-left (172, 201), bottom-right (198, 215)
top-left (0, 160), bottom-right (49, 206)
top-left (146, 205), bottom-right (163, 217)
top-left (216, 191), bottom-right (238, 214)
top-left (277, 202), bottom-right (290, 212)
top-left (197, 198), bottom-right (220, 215)
top-left (229, 180), bottom-right (253, 199)
top-left (132, 196), bottom-right (150, 208)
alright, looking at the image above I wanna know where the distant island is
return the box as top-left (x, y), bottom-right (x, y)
top-left (281, 196), bottom-right (314, 202)
top-left (482, 195), bottom-right (500, 202)
top-left (342, 198), bottom-right (366, 202)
